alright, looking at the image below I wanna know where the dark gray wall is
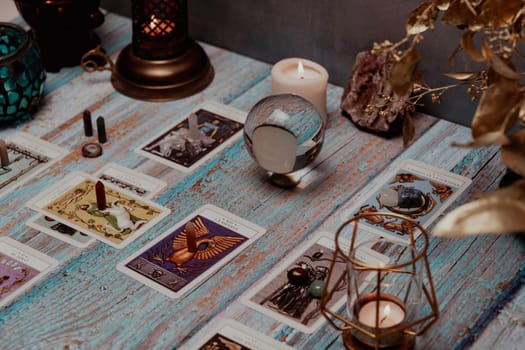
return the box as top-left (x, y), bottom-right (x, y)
top-left (101, 0), bottom-right (480, 126)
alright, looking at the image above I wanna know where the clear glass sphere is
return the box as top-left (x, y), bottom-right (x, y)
top-left (243, 93), bottom-right (325, 185)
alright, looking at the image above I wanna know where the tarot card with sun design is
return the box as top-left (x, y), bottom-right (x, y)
top-left (117, 204), bottom-right (265, 299)
top-left (240, 232), bottom-right (387, 334)
top-left (0, 237), bottom-right (58, 308)
top-left (347, 159), bottom-right (471, 241)
top-left (0, 132), bottom-right (68, 200)
top-left (185, 319), bottom-right (295, 350)
top-left (27, 172), bottom-right (170, 249)
top-left (135, 101), bottom-right (246, 173)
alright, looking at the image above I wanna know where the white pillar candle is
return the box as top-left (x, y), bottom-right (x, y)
top-left (271, 58), bottom-right (329, 123)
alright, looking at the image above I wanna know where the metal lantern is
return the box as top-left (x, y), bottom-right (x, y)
top-left (320, 212), bottom-right (439, 350)
top-left (81, 0), bottom-right (214, 101)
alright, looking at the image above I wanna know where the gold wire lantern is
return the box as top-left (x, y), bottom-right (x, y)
top-left (320, 212), bottom-right (439, 350)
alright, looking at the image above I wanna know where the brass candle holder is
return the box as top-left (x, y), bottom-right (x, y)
top-left (320, 212), bottom-right (439, 350)
top-left (81, 0), bottom-right (213, 101)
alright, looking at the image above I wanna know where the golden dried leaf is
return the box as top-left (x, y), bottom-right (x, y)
top-left (461, 31), bottom-right (485, 62)
top-left (433, 196), bottom-right (525, 237)
top-left (442, 0), bottom-right (478, 27)
top-left (406, 2), bottom-right (439, 35)
top-left (434, 0), bottom-right (451, 11)
top-left (403, 114), bottom-right (415, 146)
top-left (478, 0), bottom-right (521, 28)
top-left (452, 131), bottom-right (510, 147)
top-left (502, 129), bottom-right (525, 177)
top-left (488, 53), bottom-right (521, 80)
top-left (390, 47), bottom-right (421, 97)
top-left (471, 79), bottom-right (521, 138)
top-left (445, 71), bottom-right (481, 81)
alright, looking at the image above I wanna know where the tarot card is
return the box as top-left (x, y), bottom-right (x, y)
top-left (135, 101), bottom-right (246, 172)
top-left (0, 237), bottom-right (58, 308)
top-left (241, 232), bottom-right (388, 334)
top-left (117, 204), bottom-right (266, 299)
top-left (348, 159), bottom-right (471, 241)
top-left (186, 319), bottom-right (294, 350)
top-left (0, 132), bottom-right (68, 199)
top-left (26, 164), bottom-right (167, 248)
top-left (28, 172), bottom-right (170, 249)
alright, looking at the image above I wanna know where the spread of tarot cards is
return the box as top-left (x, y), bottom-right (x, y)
top-left (117, 204), bottom-right (266, 299)
top-left (135, 101), bottom-right (246, 172)
top-left (0, 132), bottom-right (68, 199)
top-left (240, 232), bottom-right (388, 333)
top-left (184, 319), bottom-right (294, 350)
top-left (0, 237), bottom-right (58, 308)
top-left (346, 159), bottom-right (472, 241)
top-left (26, 163), bottom-right (167, 248)
top-left (27, 171), bottom-right (171, 249)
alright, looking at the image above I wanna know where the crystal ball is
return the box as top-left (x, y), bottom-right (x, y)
top-left (243, 94), bottom-right (325, 186)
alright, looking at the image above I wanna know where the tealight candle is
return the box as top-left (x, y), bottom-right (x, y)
top-left (271, 58), bottom-right (329, 123)
top-left (358, 299), bottom-right (406, 328)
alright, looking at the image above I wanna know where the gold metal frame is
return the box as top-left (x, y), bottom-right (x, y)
top-left (320, 212), bottom-right (439, 350)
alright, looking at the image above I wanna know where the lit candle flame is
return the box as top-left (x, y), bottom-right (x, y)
top-left (297, 60), bottom-right (305, 79)
top-left (380, 304), bottom-right (391, 325)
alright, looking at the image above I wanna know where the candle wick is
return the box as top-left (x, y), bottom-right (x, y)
top-left (380, 315), bottom-right (388, 325)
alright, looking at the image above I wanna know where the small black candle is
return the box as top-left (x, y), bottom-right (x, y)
top-left (97, 116), bottom-right (107, 143)
top-left (83, 110), bottom-right (93, 137)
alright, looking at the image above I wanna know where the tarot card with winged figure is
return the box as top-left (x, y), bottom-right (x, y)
top-left (117, 204), bottom-right (265, 298)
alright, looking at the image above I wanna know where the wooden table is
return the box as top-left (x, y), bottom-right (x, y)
top-left (1, 12), bottom-right (523, 350)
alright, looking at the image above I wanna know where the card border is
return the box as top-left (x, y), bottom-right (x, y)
top-left (0, 132), bottom-right (68, 200)
top-left (0, 237), bottom-right (58, 309)
top-left (93, 162), bottom-right (167, 200)
top-left (27, 171), bottom-right (171, 249)
top-left (184, 318), bottom-right (295, 350)
top-left (117, 204), bottom-right (266, 299)
top-left (134, 101), bottom-right (246, 173)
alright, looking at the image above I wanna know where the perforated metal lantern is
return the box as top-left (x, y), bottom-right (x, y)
top-left (320, 212), bottom-right (439, 350)
top-left (81, 0), bottom-right (213, 101)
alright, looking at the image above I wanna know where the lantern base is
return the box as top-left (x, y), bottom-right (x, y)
top-left (342, 331), bottom-right (415, 350)
top-left (111, 40), bottom-right (214, 101)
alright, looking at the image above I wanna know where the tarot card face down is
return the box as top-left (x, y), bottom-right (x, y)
top-left (0, 132), bottom-right (68, 199)
top-left (0, 237), bottom-right (58, 308)
top-left (118, 205), bottom-right (266, 299)
top-left (26, 163), bottom-right (167, 248)
top-left (349, 159), bottom-right (471, 241)
top-left (187, 319), bottom-right (294, 350)
top-left (135, 101), bottom-right (246, 172)
top-left (28, 172), bottom-right (170, 249)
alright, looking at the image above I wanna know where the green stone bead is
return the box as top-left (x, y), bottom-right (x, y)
top-left (8, 91), bottom-right (19, 104)
top-left (309, 280), bottom-right (325, 299)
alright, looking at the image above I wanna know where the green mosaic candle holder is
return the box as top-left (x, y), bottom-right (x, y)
top-left (0, 22), bottom-right (46, 125)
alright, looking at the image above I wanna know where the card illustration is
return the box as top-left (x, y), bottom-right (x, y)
top-left (350, 159), bottom-right (471, 240)
top-left (242, 235), bottom-right (346, 333)
top-left (27, 164), bottom-right (166, 248)
top-left (0, 237), bottom-right (58, 308)
top-left (118, 205), bottom-right (265, 298)
top-left (29, 172), bottom-right (170, 249)
top-left (0, 132), bottom-right (68, 199)
top-left (186, 319), bottom-right (294, 350)
top-left (136, 101), bottom-right (246, 172)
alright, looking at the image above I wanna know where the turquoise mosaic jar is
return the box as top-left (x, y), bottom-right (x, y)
top-left (0, 22), bottom-right (46, 125)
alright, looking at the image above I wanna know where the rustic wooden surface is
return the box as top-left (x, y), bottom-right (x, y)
top-left (0, 12), bottom-right (523, 350)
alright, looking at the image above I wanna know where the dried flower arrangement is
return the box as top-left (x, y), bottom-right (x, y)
top-left (365, 0), bottom-right (525, 237)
